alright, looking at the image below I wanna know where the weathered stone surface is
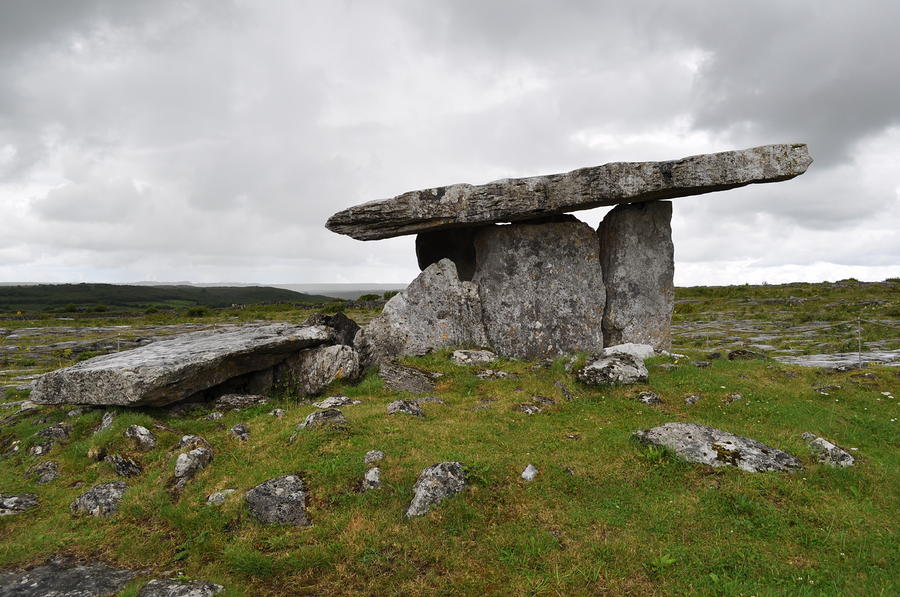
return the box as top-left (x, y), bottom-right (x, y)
top-left (387, 399), bottom-right (424, 418)
top-left (95, 411), bottom-right (115, 434)
top-left (0, 493), bottom-right (38, 516)
top-left (415, 228), bottom-right (480, 280)
top-left (577, 354), bottom-right (648, 386)
top-left (364, 450), bottom-right (385, 465)
top-left (362, 467), bottom-right (381, 491)
top-left (125, 425), bottom-right (156, 452)
top-left (327, 144), bottom-right (812, 240)
top-left (728, 348), bottom-right (765, 360)
top-left (29, 422), bottom-right (73, 456)
top-left (31, 324), bottom-right (332, 407)
top-left (206, 489), bottom-right (237, 506)
top-left (599, 200), bottom-right (674, 350)
top-left (246, 475), bottom-right (310, 526)
top-left (106, 454), bottom-right (143, 478)
top-left (379, 362), bottom-right (440, 394)
top-left (212, 393), bottom-right (268, 411)
top-left (473, 219), bottom-right (605, 360)
top-left (230, 424), bottom-right (250, 441)
top-left (294, 408), bottom-right (349, 433)
top-left (406, 462), bottom-right (466, 517)
top-left (178, 434), bottom-right (211, 451)
top-left (274, 344), bottom-right (360, 396)
top-left (636, 391), bottom-right (662, 405)
top-left (137, 579), bottom-right (224, 597)
top-left (71, 481), bottom-right (128, 517)
top-left (602, 343), bottom-right (656, 362)
top-left (521, 464), bottom-right (539, 482)
top-left (0, 558), bottom-right (136, 597)
top-left (802, 433), bottom-right (855, 467)
top-left (451, 349), bottom-right (497, 365)
top-left (365, 260), bottom-right (488, 361)
top-left (28, 461), bottom-right (60, 484)
top-left (313, 395), bottom-right (360, 409)
top-left (633, 423), bottom-right (802, 473)
top-left (171, 448), bottom-right (213, 491)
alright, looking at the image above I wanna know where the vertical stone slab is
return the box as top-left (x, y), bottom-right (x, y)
top-left (598, 200), bottom-right (674, 350)
top-left (473, 218), bottom-right (605, 360)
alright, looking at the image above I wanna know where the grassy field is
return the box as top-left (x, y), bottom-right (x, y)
top-left (0, 280), bottom-right (898, 596)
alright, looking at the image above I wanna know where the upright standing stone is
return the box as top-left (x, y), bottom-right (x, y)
top-left (598, 200), bottom-right (674, 350)
top-left (473, 218), bottom-right (605, 359)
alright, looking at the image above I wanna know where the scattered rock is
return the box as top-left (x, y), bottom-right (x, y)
top-left (517, 404), bottom-right (542, 415)
top-left (71, 481), bottom-right (128, 517)
top-left (531, 396), bottom-right (555, 406)
top-left (521, 464), bottom-right (539, 482)
top-left (28, 461), bottom-right (59, 484)
top-left (230, 424), bottom-right (249, 441)
top-left (415, 396), bottom-right (445, 405)
top-left (203, 411), bottom-right (224, 421)
top-left (364, 450), bottom-right (385, 466)
top-left (178, 435), bottom-right (212, 451)
top-left (577, 354), bottom-right (648, 386)
top-left (693, 361), bottom-right (711, 369)
top-left (0, 557), bottom-right (137, 597)
top-left (683, 394), bottom-right (701, 405)
top-left (636, 391), bottom-right (662, 405)
top-left (66, 408), bottom-right (84, 418)
top-left (274, 344), bottom-right (361, 397)
top-left (387, 399), bottom-right (425, 418)
top-left (602, 343), bottom-right (656, 362)
top-left (294, 409), bottom-right (349, 434)
top-left (105, 454), bottom-right (143, 478)
top-left (379, 362), bottom-right (441, 394)
top-left (802, 433), bottom-right (855, 467)
top-left (406, 462), bottom-right (466, 518)
top-left (0, 493), bottom-right (38, 516)
top-left (29, 422), bottom-right (73, 456)
top-left (725, 392), bottom-right (744, 404)
top-left (171, 448), bottom-right (213, 491)
top-left (451, 349), bottom-right (497, 365)
top-left (206, 489), bottom-right (237, 506)
top-left (137, 578), bottom-right (224, 597)
top-left (476, 369), bottom-right (516, 380)
top-left (95, 411), bottom-right (115, 433)
top-left (213, 393), bottom-right (268, 411)
top-left (362, 467), bottom-right (381, 491)
top-left (269, 408), bottom-right (285, 418)
top-left (312, 395), bottom-right (360, 409)
top-left (633, 422), bottom-right (802, 472)
top-left (728, 349), bottom-right (765, 361)
top-left (246, 475), bottom-right (310, 526)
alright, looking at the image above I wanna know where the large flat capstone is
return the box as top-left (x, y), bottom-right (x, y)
top-left (30, 324), bottom-right (332, 407)
top-left (326, 144), bottom-right (812, 240)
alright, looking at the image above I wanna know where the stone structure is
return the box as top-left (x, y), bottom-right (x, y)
top-left (328, 144), bottom-right (812, 360)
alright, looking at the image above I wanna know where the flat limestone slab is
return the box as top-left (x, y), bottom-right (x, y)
top-left (30, 324), bottom-right (332, 407)
top-left (327, 144), bottom-right (812, 240)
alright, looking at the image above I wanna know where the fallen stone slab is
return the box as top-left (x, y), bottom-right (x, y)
top-left (0, 557), bottom-right (137, 597)
top-left (406, 462), bottom-right (466, 517)
top-left (31, 324), bottom-right (332, 407)
top-left (326, 144), bottom-right (812, 240)
top-left (0, 493), bottom-right (38, 516)
top-left (71, 481), bottom-right (128, 517)
top-left (137, 578), bottom-right (224, 597)
top-left (633, 422), bottom-right (802, 472)
top-left (802, 433), bottom-right (855, 467)
top-left (246, 475), bottom-right (310, 525)
top-left (577, 354), bottom-right (648, 386)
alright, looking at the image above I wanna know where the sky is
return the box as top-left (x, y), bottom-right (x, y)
top-left (0, 0), bottom-right (898, 287)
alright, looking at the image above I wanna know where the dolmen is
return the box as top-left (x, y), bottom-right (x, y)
top-left (328, 144), bottom-right (812, 361)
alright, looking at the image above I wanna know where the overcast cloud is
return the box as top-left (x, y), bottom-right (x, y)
top-left (0, 0), bottom-right (897, 286)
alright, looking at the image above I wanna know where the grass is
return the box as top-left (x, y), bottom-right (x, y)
top-left (0, 279), bottom-right (898, 595)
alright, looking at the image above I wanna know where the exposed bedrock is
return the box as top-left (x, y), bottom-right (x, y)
top-left (598, 200), bottom-right (674, 350)
top-left (473, 218), bottom-right (605, 360)
top-left (327, 144), bottom-right (812, 240)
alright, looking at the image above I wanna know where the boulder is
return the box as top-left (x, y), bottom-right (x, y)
top-left (273, 344), bottom-right (360, 396)
top-left (170, 448), bottom-right (213, 491)
top-left (362, 467), bottom-right (381, 491)
top-left (105, 454), bottom-right (143, 478)
top-left (245, 475), bottom-right (310, 526)
top-left (473, 219), bottom-right (605, 360)
top-left (577, 354), bottom-right (648, 386)
top-left (602, 343), bottom-right (656, 362)
top-left (71, 481), bottom-right (128, 517)
top-left (327, 144), bottom-right (813, 240)
top-left (31, 324), bottom-right (332, 407)
top-left (451, 349), bottom-right (497, 365)
top-left (0, 493), bottom-right (38, 516)
top-left (379, 362), bottom-right (440, 394)
top-left (802, 433), bottom-right (855, 467)
top-left (633, 423), bottom-right (802, 472)
top-left (387, 399), bottom-right (424, 418)
top-left (294, 409), bottom-right (349, 433)
top-left (125, 425), bottom-right (156, 452)
top-left (0, 558), bottom-right (136, 597)
top-left (406, 462), bottom-right (466, 517)
top-left (365, 260), bottom-right (488, 361)
top-left (598, 200), bottom-right (674, 350)
top-left (137, 579), bottom-right (224, 597)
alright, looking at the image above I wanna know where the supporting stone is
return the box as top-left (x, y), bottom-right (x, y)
top-left (598, 200), bottom-right (674, 351)
top-left (473, 218), bottom-right (605, 360)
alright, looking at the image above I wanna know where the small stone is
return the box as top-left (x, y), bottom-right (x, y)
top-left (66, 408), bottom-right (84, 418)
top-left (214, 393), bottom-right (268, 410)
top-left (312, 395), bottom-right (360, 409)
top-left (364, 450), bottom-right (385, 466)
top-left (362, 467), bottom-right (381, 491)
top-left (476, 369), bottom-right (516, 380)
top-left (0, 493), bottom-right (38, 516)
top-left (106, 454), bottom-right (143, 478)
top-left (728, 349), bottom-right (765, 360)
top-left (531, 396), bottom-right (555, 406)
top-left (577, 354), bottom-right (648, 386)
top-left (296, 409), bottom-right (349, 433)
top-left (684, 394), bottom-right (701, 405)
top-left (28, 461), bottom-right (60, 484)
top-left (387, 399), bottom-right (425, 418)
top-left (517, 404), bottom-right (541, 415)
top-left (803, 434), bottom-right (855, 467)
top-left (553, 380), bottom-right (576, 401)
top-left (230, 424), bottom-right (250, 441)
top-left (95, 411), bottom-right (115, 433)
top-left (137, 578), bottom-right (224, 597)
top-left (726, 393), bottom-right (744, 404)
top-left (171, 448), bottom-right (213, 491)
top-left (693, 361), bottom-right (711, 368)
top-left (204, 411), bottom-right (224, 421)
top-left (379, 362), bottom-right (441, 394)
top-left (636, 391), bottom-right (662, 405)
top-left (707, 352), bottom-right (722, 360)
top-left (406, 462), bottom-right (466, 517)
top-left (269, 408), bottom-right (285, 418)
top-left (206, 489), bottom-right (237, 506)
top-left (125, 425), bottom-right (157, 452)
top-left (246, 475), bottom-right (310, 526)
top-left (71, 481), bottom-right (128, 517)
top-left (178, 434), bottom-right (212, 451)
top-left (521, 464), bottom-right (538, 482)
top-left (451, 350), bottom-right (498, 365)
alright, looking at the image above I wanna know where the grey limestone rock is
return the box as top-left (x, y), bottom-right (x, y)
top-left (269, 408), bottom-right (285, 418)
top-left (633, 422), bottom-right (802, 473)
top-left (246, 475), bottom-right (310, 525)
top-left (71, 481), bottom-right (128, 517)
top-left (577, 354), bottom-right (648, 386)
top-left (230, 424), bottom-right (250, 441)
top-left (31, 324), bottom-right (332, 407)
top-left (364, 450), bottom-right (385, 465)
top-left (203, 411), bottom-right (224, 421)
top-left (406, 462), bottom-right (466, 517)
top-left (476, 369), bottom-right (516, 380)
top-left (178, 434), bottom-right (211, 451)
top-left (365, 260), bottom-right (488, 361)
top-left (327, 144), bottom-right (813, 240)
top-left (171, 448), bottom-right (213, 490)
top-left (0, 558), bottom-right (136, 597)
top-left (521, 464), bottom-right (539, 482)
top-left (274, 344), bottom-right (360, 397)
top-left (213, 393), bottom-right (268, 411)
top-left (295, 408), bottom-right (349, 433)
top-left (137, 579), bottom-right (224, 597)
top-left (387, 399), bottom-right (424, 418)
top-left (451, 349), bottom-right (497, 365)
top-left (362, 467), bottom-right (381, 491)
top-left (802, 433), bottom-right (855, 467)
top-left (379, 362), bottom-right (441, 394)
top-left (602, 343), bottom-right (656, 362)
top-left (0, 493), bottom-right (38, 516)
top-left (684, 393), bottom-right (701, 405)
top-left (313, 395), bottom-right (360, 409)
top-left (125, 425), bottom-right (157, 452)
top-left (599, 200), bottom-right (674, 350)
top-left (473, 219), bottom-right (605, 360)
top-left (304, 311), bottom-right (361, 347)
top-left (28, 461), bottom-right (60, 483)
top-left (206, 489), bottom-right (237, 506)
top-left (517, 404), bottom-right (541, 414)
top-left (95, 411), bottom-right (115, 433)
top-left (636, 391), bottom-right (662, 405)
top-left (106, 454), bottom-right (143, 478)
